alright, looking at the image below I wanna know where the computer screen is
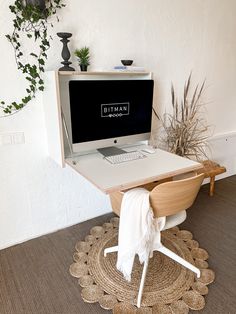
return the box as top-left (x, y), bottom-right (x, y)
top-left (68, 79), bottom-right (154, 153)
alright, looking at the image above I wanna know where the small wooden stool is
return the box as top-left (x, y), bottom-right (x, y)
top-left (197, 160), bottom-right (226, 196)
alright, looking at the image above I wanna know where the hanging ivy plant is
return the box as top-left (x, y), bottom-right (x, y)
top-left (1, 0), bottom-right (65, 116)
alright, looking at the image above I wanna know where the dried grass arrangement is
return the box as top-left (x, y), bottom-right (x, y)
top-left (153, 74), bottom-right (211, 161)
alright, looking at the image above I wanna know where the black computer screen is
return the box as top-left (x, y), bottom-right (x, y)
top-left (69, 79), bottom-right (154, 144)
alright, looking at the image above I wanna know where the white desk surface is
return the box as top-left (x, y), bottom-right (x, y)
top-left (66, 146), bottom-right (203, 194)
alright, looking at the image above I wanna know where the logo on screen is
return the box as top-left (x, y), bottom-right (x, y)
top-left (101, 102), bottom-right (130, 118)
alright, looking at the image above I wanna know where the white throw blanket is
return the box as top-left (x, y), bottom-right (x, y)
top-left (116, 188), bottom-right (166, 281)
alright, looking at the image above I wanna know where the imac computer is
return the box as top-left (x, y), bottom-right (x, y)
top-left (68, 79), bottom-right (154, 156)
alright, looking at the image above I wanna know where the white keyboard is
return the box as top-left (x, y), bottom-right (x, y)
top-left (105, 151), bottom-right (146, 164)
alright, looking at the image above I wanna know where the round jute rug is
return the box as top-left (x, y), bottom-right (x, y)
top-left (69, 217), bottom-right (215, 313)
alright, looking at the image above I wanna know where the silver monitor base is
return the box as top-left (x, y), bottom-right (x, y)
top-left (97, 146), bottom-right (126, 157)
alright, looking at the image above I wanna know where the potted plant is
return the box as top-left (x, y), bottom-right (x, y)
top-left (1, 0), bottom-right (65, 116)
top-left (74, 47), bottom-right (90, 71)
top-left (23, 0), bottom-right (46, 11)
top-left (153, 73), bottom-right (211, 161)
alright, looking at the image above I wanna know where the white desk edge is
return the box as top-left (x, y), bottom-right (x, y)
top-left (65, 148), bottom-right (203, 194)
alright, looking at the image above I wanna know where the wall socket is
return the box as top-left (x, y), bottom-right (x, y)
top-left (0, 132), bottom-right (25, 146)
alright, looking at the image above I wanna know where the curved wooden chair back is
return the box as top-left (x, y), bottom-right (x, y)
top-left (150, 173), bottom-right (204, 218)
top-left (109, 173), bottom-right (204, 217)
top-left (109, 190), bottom-right (123, 216)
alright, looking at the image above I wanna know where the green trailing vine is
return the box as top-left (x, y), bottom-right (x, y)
top-left (1, 0), bottom-right (65, 116)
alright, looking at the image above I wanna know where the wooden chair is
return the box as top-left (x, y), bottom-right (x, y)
top-left (104, 173), bottom-right (205, 307)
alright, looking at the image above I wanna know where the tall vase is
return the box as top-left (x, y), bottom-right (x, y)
top-left (57, 32), bottom-right (75, 72)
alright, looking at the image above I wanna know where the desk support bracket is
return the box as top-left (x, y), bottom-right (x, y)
top-left (61, 107), bottom-right (74, 158)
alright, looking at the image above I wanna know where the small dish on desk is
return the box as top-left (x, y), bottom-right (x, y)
top-left (121, 60), bottom-right (133, 66)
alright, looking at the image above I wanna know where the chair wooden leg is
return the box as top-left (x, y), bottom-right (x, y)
top-left (158, 245), bottom-right (201, 278)
top-left (137, 258), bottom-right (149, 308)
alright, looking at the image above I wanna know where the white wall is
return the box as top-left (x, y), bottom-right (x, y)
top-left (0, 0), bottom-right (236, 249)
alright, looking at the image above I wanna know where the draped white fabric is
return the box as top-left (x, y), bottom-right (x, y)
top-left (116, 188), bottom-right (166, 281)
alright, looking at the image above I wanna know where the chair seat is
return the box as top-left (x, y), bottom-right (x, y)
top-left (162, 210), bottom-right (187, 230)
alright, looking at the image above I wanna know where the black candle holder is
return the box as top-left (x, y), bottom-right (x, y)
top-left (57, 32), bottom-right (75, 71)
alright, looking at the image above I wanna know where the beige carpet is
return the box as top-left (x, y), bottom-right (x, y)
top-left (69, 217), bottom-right (215, 313)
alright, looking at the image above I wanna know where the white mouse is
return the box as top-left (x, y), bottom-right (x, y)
top-left (142, 147), bottom-right (156, 154)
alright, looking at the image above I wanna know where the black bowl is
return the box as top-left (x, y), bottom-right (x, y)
top-left (121, 60), bottom-right (133, 66)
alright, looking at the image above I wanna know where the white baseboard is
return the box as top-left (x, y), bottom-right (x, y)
top-left (0, 209), bottom-right (112, 251)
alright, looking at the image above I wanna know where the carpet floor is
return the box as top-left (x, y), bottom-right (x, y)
top-left (0, 176), bottom-right (236, 314)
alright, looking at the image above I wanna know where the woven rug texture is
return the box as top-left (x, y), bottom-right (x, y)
top-left (69, 217), bottom-right (215, 313)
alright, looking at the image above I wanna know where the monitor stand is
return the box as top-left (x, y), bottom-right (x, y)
top-left (97, 146), bottom-right (126, 157)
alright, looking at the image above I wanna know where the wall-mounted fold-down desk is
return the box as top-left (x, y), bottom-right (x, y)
top-left (66, 145), bottom-right (203, 194)
top-left (43, 71), bottom-right (203, 194)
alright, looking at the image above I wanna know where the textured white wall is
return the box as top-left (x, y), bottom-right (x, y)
top-left (0, 0), bottom-right (236, 249)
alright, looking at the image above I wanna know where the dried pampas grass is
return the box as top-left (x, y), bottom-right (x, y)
top-left (153, 74), bottom-right (211, 161)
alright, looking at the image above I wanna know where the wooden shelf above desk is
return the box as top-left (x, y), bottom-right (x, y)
top-left (58, 71), bottom-right (151, 76)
